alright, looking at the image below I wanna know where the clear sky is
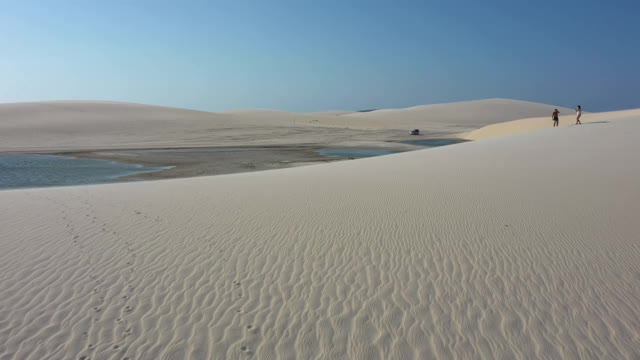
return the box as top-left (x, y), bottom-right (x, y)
top-left (1, 0), bottom-right (639, 112)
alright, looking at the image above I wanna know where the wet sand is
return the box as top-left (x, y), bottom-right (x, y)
top-left (60, 143), bottom-right (419, 180)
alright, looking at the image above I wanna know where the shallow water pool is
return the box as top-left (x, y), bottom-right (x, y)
top-left (317, 149), bottom-right (401, 159)
top-left (0, 154), bottom-right (171, 190)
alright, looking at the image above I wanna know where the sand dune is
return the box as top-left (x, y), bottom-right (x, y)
top-left (0, 101), bottom-right (373, 152)
top-left (341, 98), bottom-right (575, 131)
top-left (465, 108), bottom-right (640, 140)
top-left (0, 101), bottom-right (236, 151)
top-left (0, 101), bottom-right (376, 152)
top-left (1, 114), bottom-right (639, 359)
top-left (0, 101), bottom-right (384, 152)
top-left (1, 99), bottom-right (575, 152)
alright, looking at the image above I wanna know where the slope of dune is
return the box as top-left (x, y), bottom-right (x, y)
top-left (0, 101), bottom-right (344, 151)
top-left (1, 114), bottom-right (639, 359)
top-left (0, 101), bottom-right (405, 152)
top-left (464, 108), bottom-right (640, 140)
top-left (0, 101), bottom-right (234, 151)
top-left (342, 98), bottom-right (575, 131)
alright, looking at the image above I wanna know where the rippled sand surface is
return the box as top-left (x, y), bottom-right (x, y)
top-left (1, 117), bottom-right (639, 359)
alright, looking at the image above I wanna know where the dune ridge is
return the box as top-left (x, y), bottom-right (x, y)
top-left (465, 108), bottom-right (640, 140)
top-left (341, 98), bottom-right (574, 129)
top-left (1, 114), bottom-right (639, 359)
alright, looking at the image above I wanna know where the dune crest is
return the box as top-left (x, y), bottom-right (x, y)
top-left (342, 98), bottom-right (574, 129)
top-left (465, 108), bottom-right (640, 140)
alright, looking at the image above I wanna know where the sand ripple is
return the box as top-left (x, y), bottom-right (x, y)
top-left (2, 119), bottom-right (640, 359)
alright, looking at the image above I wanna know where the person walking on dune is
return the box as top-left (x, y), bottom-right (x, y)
top-left (552, 109), bottom-right (560, 127)
top-left (575, 105), bottom-right (582, 125)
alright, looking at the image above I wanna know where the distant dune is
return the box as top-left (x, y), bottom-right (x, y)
top-left (2, 112), bottom-right (640, 358)
top-left (0, 101), bottom-right (328, 151)
top-left (342, 99), bottom-right (575, 131)
top-left (0, 101), bottom-right (231, 151)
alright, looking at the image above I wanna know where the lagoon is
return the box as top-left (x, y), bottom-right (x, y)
top-left (0, 154), bottom-right (171, 190)
top-left (317, 149), bottom-right (401, 159)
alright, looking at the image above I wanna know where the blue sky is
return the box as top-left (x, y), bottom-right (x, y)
top-left (1, 0), bottom-right (639, 112)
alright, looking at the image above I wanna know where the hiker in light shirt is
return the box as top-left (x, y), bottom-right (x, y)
top-left (575, 105), bottom-right (582, 125)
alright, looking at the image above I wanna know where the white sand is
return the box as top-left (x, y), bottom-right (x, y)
top-left (0, 101), bottom-right (313, 152)
top-left (465, 108), bottom-right (640, 140)
top-left (2, 112), bottom-right (640, 359)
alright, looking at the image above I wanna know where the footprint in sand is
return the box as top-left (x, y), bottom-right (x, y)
top-left (122, 295), bottom-right (128, 300)
top-left (78, 356), bottom-right (89, 360)
top-left (124, 306), bottom-right (133, 312)
top-left (87, 344), bottom-right (94, 349)
top-left (93, 307), bottom-right (101, 312)
top-left (113, 345), bottom-right (120, 350)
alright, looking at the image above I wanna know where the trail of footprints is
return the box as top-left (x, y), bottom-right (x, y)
top-left (54, 195), bottom-right (142, 360)
top-left (43, 194), bottom-right (260, 359)
top-left (229, 278), bottom-right (261, 356)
